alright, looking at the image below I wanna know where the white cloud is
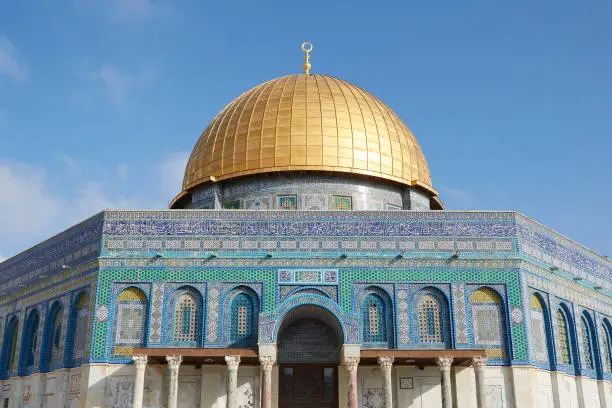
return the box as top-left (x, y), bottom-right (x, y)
top-left (0, 35), bottom-right (27, 82)
top-left (160, 151), bottom-right (189, 201)
top-left (0, 161), bottom-right (62, 237)
top-left (73, 181), bottom-right (143, 221)
top-left (0, 151), bottom-right (189, 257)
top-left (97, 64), bottom-right (133, 105)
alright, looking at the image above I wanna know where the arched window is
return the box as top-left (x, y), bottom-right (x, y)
top-left (171, 290), bottom-right (201, 345)
top-left (21, 309), bottom-right (41, 374)
top-left (72, 293), bottom-right (89, 361)
top-left (361, 291), bottom-right (391, 346)
top-left (469, 287), bottom-right (507, 360)
top-left (601, 320), bottom-right (612, 374)
top-left (579, 314), bottom-right (595, 370)
top-left (417, 293), bottom-right (443, 344)
top-left (556, 309), bottom-right (572, 365)
top-left (44, 302), bottom-right (64, 369)
top-left (229, 293), bottom-right (257, 346)
top-left (114, 287), bottom-right (148, 356)
top-left (0, 317), bottom-right (18, 377)
top-left (529, 294), bottom-right (551, 364)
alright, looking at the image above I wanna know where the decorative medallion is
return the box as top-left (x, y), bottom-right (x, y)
top-left (511, 307), bottom-right (523, 324)
top-left (95, 305), bottom-right (108, 322)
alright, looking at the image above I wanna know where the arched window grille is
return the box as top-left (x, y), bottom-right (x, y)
top-left (173, 292), bottom-right (199, 344)
top-left (362, 293), bottom-right (388, 345)
top-left (601, 321), bottom-right (612, 374)
top-left (469, 287), bottom-right (506, 360)
top-left (72, 293), bottom-right (89, 361)
top-left (418, 294), bottom-right (443, 343)
top-left (22, 309), bottom-right (41, 373)
top-left (556, 309), bottom-right (572, 365)
top-left (529, 294), bottom-right (550, 364)
top-left (44, 303), bottom-right (64, 368)
top-left (113, 287), bottom-right (148, 356)
top-left (229, 293), bottom-right (257, 346)
top-left (0, 317), bottom-right (18, 377)
top-left (579, 315), bottom-right (594, 370)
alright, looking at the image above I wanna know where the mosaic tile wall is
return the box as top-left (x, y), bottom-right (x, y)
top-left (189, 173), bottom-right (427, 210)
top-left (0, 209), bottom-right (609, 382)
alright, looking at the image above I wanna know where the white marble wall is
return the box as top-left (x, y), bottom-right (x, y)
top-left (0, 366), bottom-right (84, 408)
top-left (0, 363), bottom-right (610, 408)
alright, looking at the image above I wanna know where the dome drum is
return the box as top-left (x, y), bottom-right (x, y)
top-left (172, 172), bottom-right (440, 211)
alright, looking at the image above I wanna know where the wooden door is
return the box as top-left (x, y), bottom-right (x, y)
top-left (279, 366), bottom-right (337, 408)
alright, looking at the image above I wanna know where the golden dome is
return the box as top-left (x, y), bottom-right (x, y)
top-left (181, 74), bottom-right (436, 196)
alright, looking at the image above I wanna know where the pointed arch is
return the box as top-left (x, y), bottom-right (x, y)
top-left (113, 287), bottom-right (148, 355)
top-left (67, 291), bottom-right (90, 364)
top-left (42, 301), bottom-right (64, 371)
top-left (20, 308), bottom-right (41, 375)
top-left (555, 305), bottom-right (574, 368)
top-left (0, 316), bottom-right (18, 378)
top-left (601, 319), bottom-right (612, 375)
top-left (579, 312), bottom-right (597, 372)
top-left (413, 287), bottom-right (451, 347)
top-left (469, 286), bottom-right (508, 361)
top-left (226, 287), bottom-right (259, 347)
top-left (360, 286), bottom-right (393, 348)
top-left (169, 286), bottom-right (203, 346)
top-left (528, 293), bottom-right (553, 367)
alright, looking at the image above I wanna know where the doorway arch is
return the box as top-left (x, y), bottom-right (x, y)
top-left (277, 304), bottom-right (343, 364)
top-left (276, 304), bottom-right (342, 408)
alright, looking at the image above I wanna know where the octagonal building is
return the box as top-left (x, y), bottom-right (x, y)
top-left (0, 53), bottom-right (610, 408)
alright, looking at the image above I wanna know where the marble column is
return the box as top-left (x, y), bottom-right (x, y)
top-left (377, 356), bottom-right (394, 408)
top-left (225, 355), bottom-right (241, 408)
top-left (166, 355), bottom-right (182, 408)
top-left (259, 356), bottom-right (275, 408)
top-left (436, 356), bottom-right (453, 408)
top-left (132, 355), bottom-right (148, 408)
top-left (472, 356), bottom-right (488, 408)
top-left (345, 356), bottom-right (360, 408)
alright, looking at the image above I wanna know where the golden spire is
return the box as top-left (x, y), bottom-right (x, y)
top-left (301, 42), bottom-right (312, 75)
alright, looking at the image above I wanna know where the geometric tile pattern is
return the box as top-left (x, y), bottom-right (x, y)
top-left (452, 283), bottom-right (468, 344)
top-left (0, 209), bottom-right (609, 381)
top-left (149, 283), bottom-right (164, 343)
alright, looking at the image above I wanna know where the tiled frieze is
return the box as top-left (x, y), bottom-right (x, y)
top-left (0, 214), bottom-right (102, 297)
top-left (98, 210), bottom-right (609, 285)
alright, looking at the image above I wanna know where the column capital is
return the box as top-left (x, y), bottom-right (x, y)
top-left (225, 355), bottom-right (241, 370)
top-left (436, 356), bottom-right (453, 370)
top-left (344, 356), bottom-right (360, 372)
top-left (132, 355), bottom-right (148, 367)
top-left (472, 356), bottom-right (488, 369)
top-left (166, 355), bottom-right (182, 369)
top-left (377, 356), bottom-right (394, 371)
top-left (259, 355), bottom-right (275, 371)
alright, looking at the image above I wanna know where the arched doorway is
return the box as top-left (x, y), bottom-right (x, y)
top-left (277, 305), bottom-right (342, 408)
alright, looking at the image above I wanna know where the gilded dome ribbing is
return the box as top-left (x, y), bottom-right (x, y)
top-left (182, 74), bottom-right (436, 195)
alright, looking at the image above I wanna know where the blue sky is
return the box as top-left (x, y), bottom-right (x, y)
top-left (0, 1), bottom-right (610, 259)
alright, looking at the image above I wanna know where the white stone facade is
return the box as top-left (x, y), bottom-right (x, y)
top-left (1, 363), bottom-right (610, 407)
